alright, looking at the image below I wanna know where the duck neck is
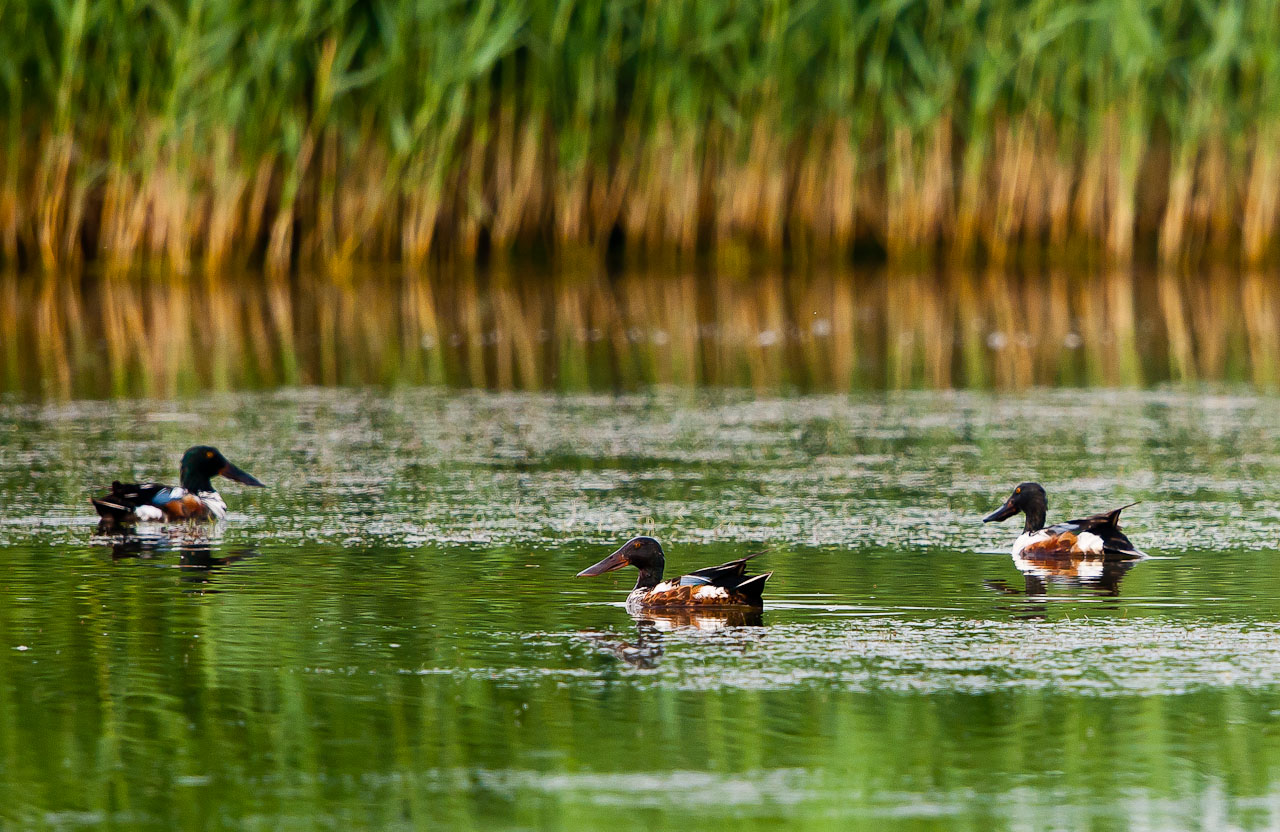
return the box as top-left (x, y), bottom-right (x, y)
top-left (1023, 498), bottom-right (1047, 533)
top-left (634, 563), bottom-right (664, 590)
top-left (181, 470), bottom-right (216, 494)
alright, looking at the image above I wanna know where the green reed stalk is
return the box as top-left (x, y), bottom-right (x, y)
top-left (2, 0), bottom-right (1280, 271)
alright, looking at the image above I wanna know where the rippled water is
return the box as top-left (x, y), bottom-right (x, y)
top-left (2, 388), bottom-right (1279, 830)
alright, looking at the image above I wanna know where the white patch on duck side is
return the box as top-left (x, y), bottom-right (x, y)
top-left (649, 580), bottom-right (678, 594)
top-left (694, 585), bottom-right (729, 600)
top-left (134, 505), bottom-right (165, 522)
top-left (1075, 531), bottom-right (1105, 555)
top-left (1011, 531), bottom-right (1051, 556)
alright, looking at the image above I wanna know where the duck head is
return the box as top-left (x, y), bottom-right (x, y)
top-left (180, 446), bottom-right (266, 493)
top-left (577, 536), bottom-right (666, 589)
top-left (983, 482), bottom-right (1047, 533)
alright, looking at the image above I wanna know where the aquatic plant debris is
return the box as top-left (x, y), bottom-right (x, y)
top-left (2, 388), bottom-right (1280, 553)
top-left (2, 387), bottom-right (1280, 829)
top-left (456, 619), bottom-right (1280, 695)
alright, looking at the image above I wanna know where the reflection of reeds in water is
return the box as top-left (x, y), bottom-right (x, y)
top-left (1, 268), bottom-right (1276, 398)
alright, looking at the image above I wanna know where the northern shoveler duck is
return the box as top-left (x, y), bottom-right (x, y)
top-left (576, 536), bottom-right (771, 609)
top-left (92, 446), bottom-right (264, 527)
top-left (982, 482), bottom-right (1145, 558)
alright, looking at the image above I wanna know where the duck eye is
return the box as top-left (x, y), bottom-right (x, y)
top-left (633, 542), bottom-right (641, 548)
top-left (1015, 488), bottom-right (1021, 494)
top-left (206, 451), bottom-right (215, 459)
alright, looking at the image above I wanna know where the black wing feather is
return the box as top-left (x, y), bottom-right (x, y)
top-left (686, 551), bottom-right (764, 582)
top-left (681, 553), bottom-right (772, 601)
top-left (91, 481), bottom-right (172, 521)
top-left (1049, 503), bottom-right (1145, 557)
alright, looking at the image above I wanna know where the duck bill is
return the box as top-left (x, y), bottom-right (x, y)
top-left (983, 501), bottom-right (1018, 523)
top-left (220, 462), bottom-right (265, 488)
top-left (576, 547), bottom-right (629, 577)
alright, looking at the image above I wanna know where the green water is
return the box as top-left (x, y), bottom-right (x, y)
top-left (2, 389), bottom-right (1279, 830)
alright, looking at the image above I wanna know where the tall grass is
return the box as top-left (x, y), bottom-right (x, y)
top-left (3, 0), bottom-right (1280, 271)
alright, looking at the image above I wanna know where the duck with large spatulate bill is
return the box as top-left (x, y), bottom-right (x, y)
top-left (576, 537), bottom-right (771, 610)
top-left (982, 482), bottom-right (1145, 558)
top-left (92, 446), bottom-right (264, 528)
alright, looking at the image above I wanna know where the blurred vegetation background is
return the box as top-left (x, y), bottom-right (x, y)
top-left (2, 0), bottom-right (1278, 273)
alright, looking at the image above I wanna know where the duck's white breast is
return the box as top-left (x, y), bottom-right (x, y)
top-left (198, 491), bottom-right (228, 520)
top-left (1011, 531), bottom-right (1051, 556)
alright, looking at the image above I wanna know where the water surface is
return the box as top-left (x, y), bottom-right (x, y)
top-left (7, 268), bottom-right (1280, 396)
top-left (1, 388), bottom-right (1278, 830)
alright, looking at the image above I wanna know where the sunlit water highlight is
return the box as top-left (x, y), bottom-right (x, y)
top-left (2, 387), bottom-right (1279, 830)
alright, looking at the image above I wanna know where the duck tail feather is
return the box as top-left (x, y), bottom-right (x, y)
top-left (691, 549), bottom-right (770, 578)
top-left (1105, 502), bottom-right (1141, 526)
top-left (733, 572), bottom-right (772, 603)
top-left (91, 497), bottom-right (131, 521)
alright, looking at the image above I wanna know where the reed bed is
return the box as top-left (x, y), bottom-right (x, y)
top-left (3, 0), bottom-right (1280, 272)
top-left (1, 267), bottom-right (1276, 397)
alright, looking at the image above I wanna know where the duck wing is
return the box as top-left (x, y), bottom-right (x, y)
top-left (684, 552), bottom-right (763, 584)
top-left (1049, 503), bottom-right (1145, 557)
top-left (91, 481), bottom-right (182, 523)
top-left (670, 553), bottom-right (772, 607)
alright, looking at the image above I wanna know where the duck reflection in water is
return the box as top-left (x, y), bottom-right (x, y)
top-left (985, 551), bottom-right (1145, 618)
top-left (635, 606), bottom-right (764, 631)
top-left (97, 526), bottom-right (257, 590)
top-left (578, 607), bottom-right (763, 669)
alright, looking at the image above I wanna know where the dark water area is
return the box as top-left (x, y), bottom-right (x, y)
top-left (1, 388), bottom-right (1279, 829)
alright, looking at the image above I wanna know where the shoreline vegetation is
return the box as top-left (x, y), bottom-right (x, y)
top-left (4, 1), bottom-right (1280, 274)
top-left (3, 268), bottom-right (1279, 397)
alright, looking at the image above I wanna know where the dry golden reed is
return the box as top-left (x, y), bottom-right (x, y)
top-left (0, 267), bottom-right (1275, 398)
top-left (4, 1), bottom-right (1280, 271)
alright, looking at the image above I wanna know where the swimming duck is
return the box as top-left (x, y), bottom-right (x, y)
top-left (982, 482), bottom-right (1145, 558)
top-left (576, 536), bottom-right (771, 610)
top-left (92, 446), bottom-right (264, 527)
